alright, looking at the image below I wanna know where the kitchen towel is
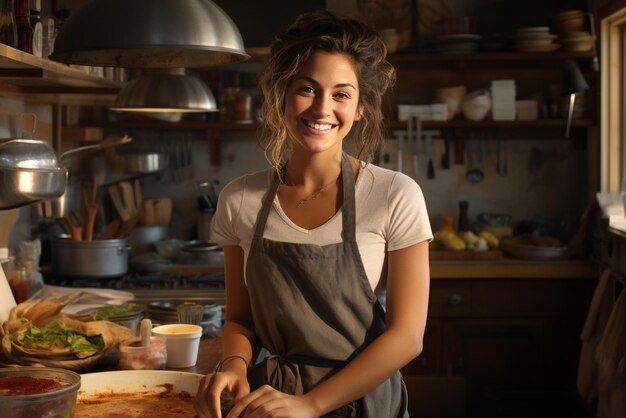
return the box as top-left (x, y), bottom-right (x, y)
top-left (577, 268), bottom-right (614, 403)
top-left (595, 284), bottom-right (626, 418)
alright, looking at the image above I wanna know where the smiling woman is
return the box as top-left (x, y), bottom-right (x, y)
top-left (195, 9), bottom-right (432, 418)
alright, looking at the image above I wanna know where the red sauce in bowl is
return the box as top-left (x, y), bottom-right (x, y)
top-left (0, 376), bottom-right (65, 396)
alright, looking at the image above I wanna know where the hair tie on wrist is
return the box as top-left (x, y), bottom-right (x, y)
top-left (214, 355), bottom-right (248, 373)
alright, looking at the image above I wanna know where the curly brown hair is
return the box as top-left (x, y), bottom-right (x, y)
top-left (258, 9), bottom-right (396, 173)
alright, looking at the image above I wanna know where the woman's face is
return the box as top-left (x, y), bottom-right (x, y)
top-left (284, 51), bottom-right (362, 157)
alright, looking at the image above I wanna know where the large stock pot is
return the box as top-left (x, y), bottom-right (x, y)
top-left (52, 236), bottom-right (132, 278)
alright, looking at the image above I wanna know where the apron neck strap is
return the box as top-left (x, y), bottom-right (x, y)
top-left (341, 154), bottom-right (356, 242)
top-left (252, 153), bottom-right (357, 241)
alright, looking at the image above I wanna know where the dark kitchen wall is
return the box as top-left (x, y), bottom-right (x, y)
top-left (212, 0), bottom-right (325, 46)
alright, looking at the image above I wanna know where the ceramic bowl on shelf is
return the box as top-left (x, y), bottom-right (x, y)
top-left (435, 86), bottom-right (467, 119)
top-left (461, 89), bottom-right (492, 121)
top-left (558, 32), bottom-right (596, 51)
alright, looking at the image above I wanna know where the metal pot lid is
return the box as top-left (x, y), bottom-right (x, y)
top-left (0, 139), bottom-right (63, 170)
top-left (0, 140), bottom-right (68, 209)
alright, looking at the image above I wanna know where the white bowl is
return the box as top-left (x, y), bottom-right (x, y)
top-left (152, 324), bottom-right (203, 368)
top-left (461, 89), bottom-right (492, 121)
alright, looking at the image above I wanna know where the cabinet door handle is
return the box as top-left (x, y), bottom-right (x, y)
top-left (448, 293), bottom-right (463, 305)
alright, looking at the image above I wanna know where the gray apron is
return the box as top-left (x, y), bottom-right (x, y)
top-left (246, 156), bottom-right (409, 418)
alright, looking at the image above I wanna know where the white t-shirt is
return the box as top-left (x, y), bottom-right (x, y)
top-left (211, 163), bottom-right (433, 305)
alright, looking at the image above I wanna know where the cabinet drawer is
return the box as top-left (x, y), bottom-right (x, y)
top-left (471, 280), bottom-right (590, 317)
top-left (429, 280), bottom-right (592, 318)
top-left (429, 282), bottom-right (472, 317)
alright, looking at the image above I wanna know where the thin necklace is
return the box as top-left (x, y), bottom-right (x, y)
top-left (283, 176), bottom-right (339, 209)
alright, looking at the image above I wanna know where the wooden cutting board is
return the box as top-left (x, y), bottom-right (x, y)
top-left (430, 249), bottom-right (502, 260)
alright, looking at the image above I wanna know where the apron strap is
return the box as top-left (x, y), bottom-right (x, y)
top-left (340, 154), bottom-right (356, 243)
top-left (252, 169), bottom-right (282, 240)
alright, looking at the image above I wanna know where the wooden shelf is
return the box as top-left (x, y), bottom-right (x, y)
top-left (0, 44), bottom-right (122, 104)
top-left (72, 120), bottom-right (261, 133)
top-left (390, 50), bottom-right (595, 64)
top-left (387, 119), bottom-right (595, 130)
top-left (242, 48), bottom-right (595, 64)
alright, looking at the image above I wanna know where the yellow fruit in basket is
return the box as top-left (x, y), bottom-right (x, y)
top-left (461, 231), bottom-right (479, 245)
top-left (479, 231), bottom-right (500, 248)
top-left (443, 236), bottom-right (466, 251)
top-left (434, 231), bottom-right (456, 244)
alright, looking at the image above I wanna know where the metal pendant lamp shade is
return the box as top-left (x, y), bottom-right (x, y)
top-left (50, 0), bottom-right (249, 68)
top-left (562, 60), bottom-right (589, 95)
top-left (110, 69), bottom-right (218, 113)
top-left (562, 60), bottom-right (589, 138)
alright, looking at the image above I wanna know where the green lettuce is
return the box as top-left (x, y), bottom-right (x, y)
top-left (94, 303), bottom-right (142, 320)
top-left (15, 319), bottom-right (104, 357)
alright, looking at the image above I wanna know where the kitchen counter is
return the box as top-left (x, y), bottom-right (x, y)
top-left (430, 258), bottom-right (598, 279)
top-left (164, 259), bottom-right (599, 280)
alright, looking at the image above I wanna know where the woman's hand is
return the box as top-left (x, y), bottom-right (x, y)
top-left (227, 385), bottom-right (318, 418)
top-left (194, 370), bottom-right (250, 418)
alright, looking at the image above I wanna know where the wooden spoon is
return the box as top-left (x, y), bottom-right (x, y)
top-left (108, 185), bottom-right (131, 222)
top-left (82, 179), bottom-right (99, 241)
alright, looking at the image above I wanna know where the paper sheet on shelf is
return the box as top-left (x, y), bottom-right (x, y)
top-left (32, 285), bottom-right (135, 314)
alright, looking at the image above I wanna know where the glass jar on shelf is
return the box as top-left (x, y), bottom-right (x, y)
top-left (219, 71), bottom-right (240, 122)
top-left (14, 0), bottom-right (32, 53)
top-left (0, 0), bottom-right (17, 48)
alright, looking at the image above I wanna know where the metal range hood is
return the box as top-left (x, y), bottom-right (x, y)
top-left (49, 0), bottom-right (249, 68)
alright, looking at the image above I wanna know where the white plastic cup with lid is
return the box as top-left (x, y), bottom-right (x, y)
top-left (152, 324), bottom-right (203, 368)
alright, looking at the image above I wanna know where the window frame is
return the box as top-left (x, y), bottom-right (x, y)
top-left (601, 7), bottom-right (626, 193)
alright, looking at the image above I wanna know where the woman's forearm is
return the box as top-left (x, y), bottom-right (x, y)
top-left (219, 320), bottom-right (257, 373)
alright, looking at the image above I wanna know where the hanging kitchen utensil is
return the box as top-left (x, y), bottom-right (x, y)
top-left (423, 130), bottom-right (439, 179)
top-left (465, 137), bottom-right (484, 183)
top-left (441, 131), bottom-right (451, 169)
top-left (453, 130), bottom-right (465, 165)
top-left (498, 136), bottom-right (508, 176)
top-left (392, 131), bottom-right (405, 173)
top-left (409, 115), bottom-right (421, 178)
top-left (197, 181), bottom-right (215, 212)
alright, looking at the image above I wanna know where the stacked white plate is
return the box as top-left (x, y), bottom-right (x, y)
top-left (432, 34), bottom-right (482, 53)
top-left (512, 27), bottom-right (560, 52)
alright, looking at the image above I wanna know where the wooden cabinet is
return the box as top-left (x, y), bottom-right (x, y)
top-left (401, 278), bottom-right (596, 418)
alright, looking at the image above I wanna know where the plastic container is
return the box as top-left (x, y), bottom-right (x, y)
top-left (119, 336), bottom-right (167, 370)
top-left (152, 324), bottom-right (202, 368)
top-left (0, 367), bottom-right (80, 418)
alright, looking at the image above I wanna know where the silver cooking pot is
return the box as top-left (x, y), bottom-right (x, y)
top-left (51, 236), bottom-right (132, 278)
